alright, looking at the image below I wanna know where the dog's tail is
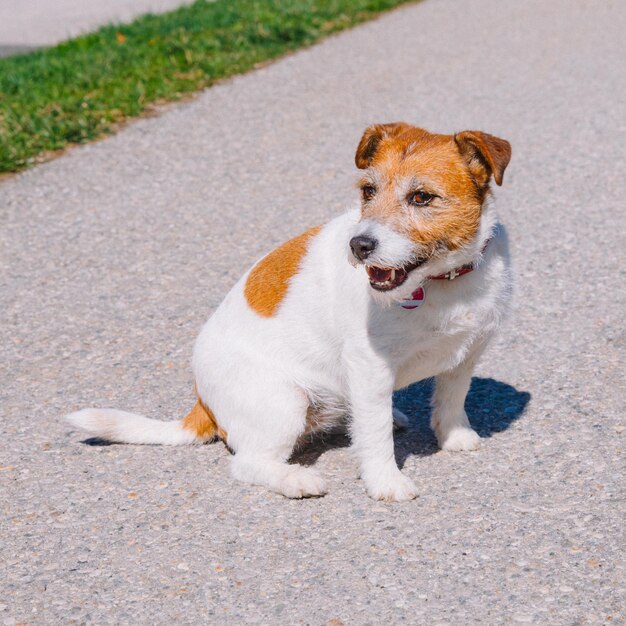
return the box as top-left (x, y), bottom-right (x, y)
top-left (65, 400), bottom-right (223, 445)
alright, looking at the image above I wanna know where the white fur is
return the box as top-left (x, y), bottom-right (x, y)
top-left (191, 201), bottom-right (510, 500)
top-left (66, 203), bottom-right (511, 501)
top-left (350, 219), bottom-right (416, 271)
top-left (65, 408), bottom-right (198, 445)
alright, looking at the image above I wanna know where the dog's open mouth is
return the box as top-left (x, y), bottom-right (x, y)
top-left (366, 257), bottom-right (429, 291)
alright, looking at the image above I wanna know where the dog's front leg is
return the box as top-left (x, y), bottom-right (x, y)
top-left (347, 350), bottom-right (417, 502)
top-left (431, 344), bottom-right (486, 451)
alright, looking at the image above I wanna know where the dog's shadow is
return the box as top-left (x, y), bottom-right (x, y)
top-left (293, 377), bottom-right (530, 468)
top-left (82, 437), bottom-right (114, 446)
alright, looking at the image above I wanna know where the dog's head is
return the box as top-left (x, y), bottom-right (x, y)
top-left (350, 123), bottom-right (511, 299)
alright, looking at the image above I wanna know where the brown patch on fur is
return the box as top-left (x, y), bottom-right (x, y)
top-left (182, 399), bottom-right (227, 441)
top-left (355, 122), bottom-right (411, 169)
top-left (244, 226), bottom-right (322, 317)
top-left (454, 131), bottom-right (511, 187)
top-left (355, 124), bottom-right (511, 250)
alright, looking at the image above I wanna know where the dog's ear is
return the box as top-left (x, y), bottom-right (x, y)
top-left (355, 122), bottom-right (411, 169)
top-left (454, 131), bottom-right (511, 186)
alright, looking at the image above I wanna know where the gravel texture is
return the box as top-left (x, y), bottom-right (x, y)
top-left (1, 0), bottom-right (625, 624)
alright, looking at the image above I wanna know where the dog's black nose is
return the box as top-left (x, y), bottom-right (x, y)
top-left (350, 235), bottom-right (377, 261)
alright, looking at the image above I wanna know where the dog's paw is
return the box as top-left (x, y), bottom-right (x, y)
top-left (280, 466), bottom-right (327, 499)
top-left (392, 407), bottom-right (410, 430)
top-left (438, 426), bottom-right (481, 452)
top-left (364, 469), bottom-right (418, 502)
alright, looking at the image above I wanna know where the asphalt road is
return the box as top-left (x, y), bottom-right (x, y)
top-left (0, 0), bottom-right (192, 54)
top-left (1, 0), bottom-right (625, 624)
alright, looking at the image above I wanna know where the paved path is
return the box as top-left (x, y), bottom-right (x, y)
top-left (1, 0), bottom-right (625, 624)
top-left (0, 0), bottom-right (192, 54)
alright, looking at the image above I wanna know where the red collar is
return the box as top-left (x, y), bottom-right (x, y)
top-left (399, 239), bottom-right (491, 309)
top-left (429, 238), bottom-right (491, 281)
top-left (429, 262), bottom-right (476, 281)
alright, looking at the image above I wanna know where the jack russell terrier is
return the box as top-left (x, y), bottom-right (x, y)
top-left (66, 123), bottom-right (512, 502)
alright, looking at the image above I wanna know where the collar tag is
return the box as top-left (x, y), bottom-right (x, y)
top-left (399, 286), bottom-right (425, 309)
top-left (397, 238), bottom-right (490, 310)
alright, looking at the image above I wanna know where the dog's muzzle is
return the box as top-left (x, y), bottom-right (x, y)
top-left (349, 235), bottom-right (377, 261)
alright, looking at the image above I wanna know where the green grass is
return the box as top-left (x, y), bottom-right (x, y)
top-left (0, 0), bottom-right (414, 173)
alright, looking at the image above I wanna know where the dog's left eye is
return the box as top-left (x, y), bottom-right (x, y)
top-left (409, 190), bottom-right (435, 206)
top-left (361, 185), bottom-right (376, 201)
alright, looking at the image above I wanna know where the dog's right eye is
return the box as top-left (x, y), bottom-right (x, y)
top-left (361, 185), bottom-right (376, 201)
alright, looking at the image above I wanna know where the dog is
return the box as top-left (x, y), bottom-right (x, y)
top-left (66, 123), bottom-right (512, 502)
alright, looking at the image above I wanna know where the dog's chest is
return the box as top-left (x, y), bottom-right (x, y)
top-left (381, 297), bottom-right (488, 387)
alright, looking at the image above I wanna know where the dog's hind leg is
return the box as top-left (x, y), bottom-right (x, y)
top-left (392, 407), bottom-right (410, 430)
top-left (226, 386), bottom-right (327, 499)
top-left (231, 454), bottom-right (327, 499)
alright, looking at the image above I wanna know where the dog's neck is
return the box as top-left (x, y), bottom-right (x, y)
top-left (398, 201), bottom-right (498, 310)
top-left (429, 238), bottom-right (491, 281)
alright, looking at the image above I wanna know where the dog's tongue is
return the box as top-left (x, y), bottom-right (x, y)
top-left (367, 266), bottom-right (393, 282)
